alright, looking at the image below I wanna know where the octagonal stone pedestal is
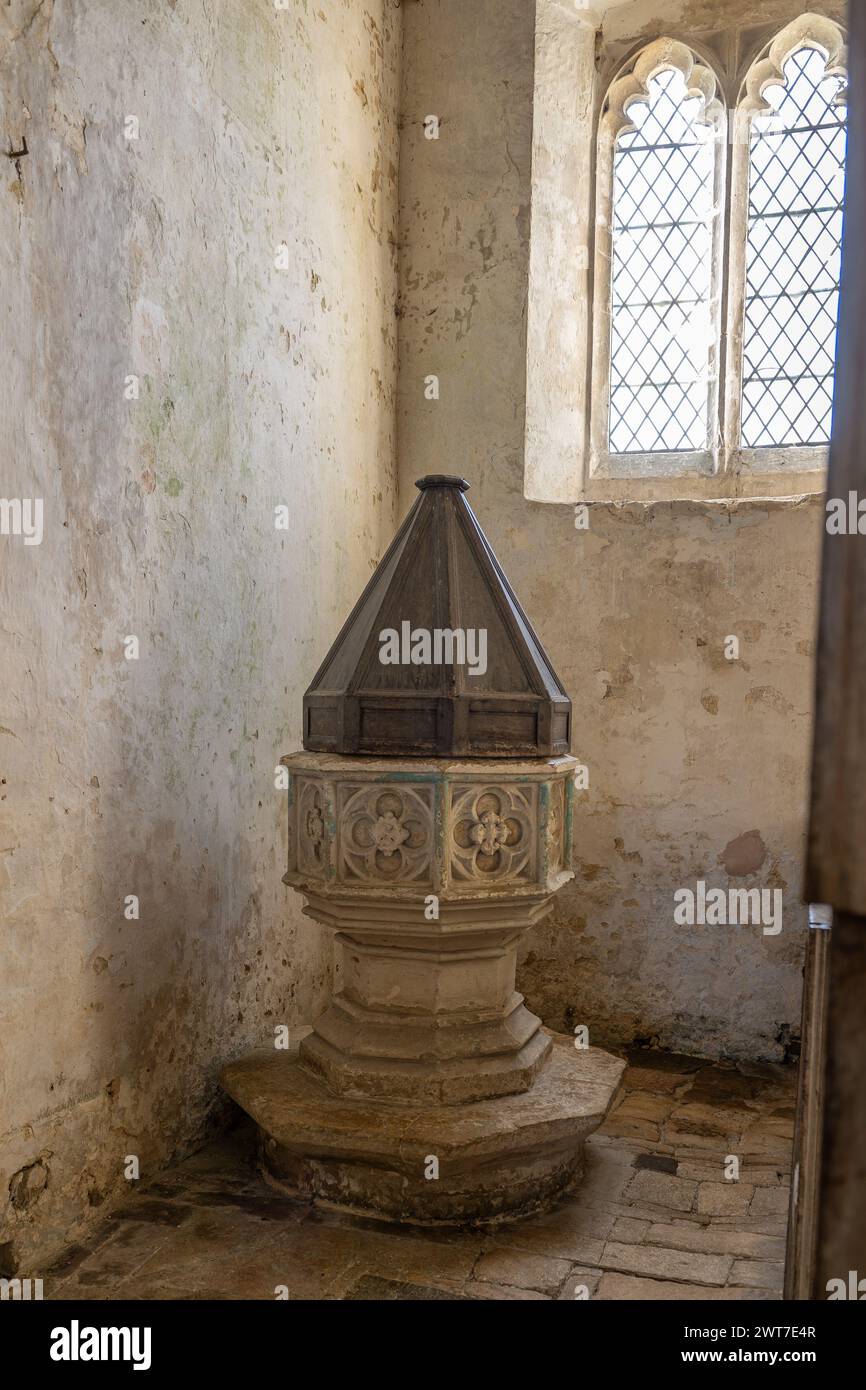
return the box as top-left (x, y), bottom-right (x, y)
top-left (221, 752), bottom-right (625, 1224)
top-left (223, 1035), bottom-right (624, 1224)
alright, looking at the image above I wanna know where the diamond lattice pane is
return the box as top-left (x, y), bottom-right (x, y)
top-left (740, 46), bottom-right (847, 448)
top-left (608, 67), bottom-right (720, 454)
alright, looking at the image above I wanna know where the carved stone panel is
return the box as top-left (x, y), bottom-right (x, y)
top-left (296, 777), bottom-right (328, 878)
top-left (546, 776), bottom-right (566, 875)
top-left (337, 782), bottom-right (435, 885)
top-left (449, 783), bottom-right (538, 884)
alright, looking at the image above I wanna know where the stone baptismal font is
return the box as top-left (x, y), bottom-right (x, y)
top-left (222, 476), bottom-right (624, 1223)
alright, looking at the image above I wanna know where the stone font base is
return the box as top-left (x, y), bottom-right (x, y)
top-left (222, 1033), bottom-right (625, 1225)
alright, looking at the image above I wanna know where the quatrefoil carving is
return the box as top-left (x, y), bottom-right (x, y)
top-left (451, 785), bottom-right (536, 883)
top-left (338, 784), bottom-right (433, 884)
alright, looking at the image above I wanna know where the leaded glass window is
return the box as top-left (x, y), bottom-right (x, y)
top-left (740, 46), bottom-right (847, 448)
top-left (608, 66), bottom-right (721, 455)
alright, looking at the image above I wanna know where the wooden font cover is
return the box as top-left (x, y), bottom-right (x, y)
top-left (303, 476), bottom-right (571, 757)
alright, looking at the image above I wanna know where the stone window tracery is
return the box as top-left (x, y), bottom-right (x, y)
top-left (592, 16), bottom-right (847, 492)
top-left (524, 9), bottom-right (848, 504)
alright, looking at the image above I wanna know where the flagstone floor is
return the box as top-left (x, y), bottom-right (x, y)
top-left (45, 1048), bottom-right (795, 1301)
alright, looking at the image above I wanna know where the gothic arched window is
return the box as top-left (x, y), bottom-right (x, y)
top-left (592, 39), bottom-right (726, 476)
top-left (731, 26), bottom-right (847, 452)
top-left (609, 62), bottom-right (723, 455)
top-left (586, 15), bottom-right (847, 496)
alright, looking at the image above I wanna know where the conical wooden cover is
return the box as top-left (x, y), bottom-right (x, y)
top-left (303, 476), bottom-right (571, 756)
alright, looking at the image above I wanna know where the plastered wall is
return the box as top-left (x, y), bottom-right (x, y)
top-left (395, 0), bottom-right (828, 1060)
top-left (0, 0), bottom-right (400, 1272)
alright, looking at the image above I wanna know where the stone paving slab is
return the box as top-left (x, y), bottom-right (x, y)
top-left (43, 1048), bottom-right (795, 1301)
